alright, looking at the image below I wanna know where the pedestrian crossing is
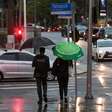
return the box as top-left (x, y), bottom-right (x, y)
top-left (0, 77), bottom-right (86, 99)
top-left (0, 77), bottom-right (76, 90)
top-left (1, 75), bottom-right (112, 104)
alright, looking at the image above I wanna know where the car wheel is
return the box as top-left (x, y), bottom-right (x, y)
top-left (0, 72), bottom-right (4, 81)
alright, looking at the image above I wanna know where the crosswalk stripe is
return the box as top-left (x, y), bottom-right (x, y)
top-left (0, 84), bottom-right (75, 90)
top-left (0, 79), bottom-right (76, 90)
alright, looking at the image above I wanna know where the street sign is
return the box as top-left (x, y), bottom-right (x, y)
top-left (99, 0), bottom-right (107, 17)
top-left (7, 35), bottom-right (15, 44)
top-left (7, 35), bottom-right (15, 48)
top-left (58, 14), bottom-right (72, 19)
top-left (51, 3), bottom-right (72, 15)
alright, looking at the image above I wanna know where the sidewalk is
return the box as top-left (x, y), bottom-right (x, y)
top-left (70, 96), bottom-right (112, 112)
top-left (69, 62), bottom-right (87, 76)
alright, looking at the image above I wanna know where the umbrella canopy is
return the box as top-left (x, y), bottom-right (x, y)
top-left (52, 41), bottom-right (83, 60)
top-left (20, 37), bottom-right (55, 50)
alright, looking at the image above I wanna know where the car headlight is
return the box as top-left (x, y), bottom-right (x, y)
top-left (92, 34), bottom-right (96, 37)
top-left (69, 30), bottom-right (72, 33)
top-left (105, 34), bottom-right (108, 38)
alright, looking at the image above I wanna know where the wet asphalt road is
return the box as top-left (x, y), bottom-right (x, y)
top-left (0, 32), bottom-right (112, 111)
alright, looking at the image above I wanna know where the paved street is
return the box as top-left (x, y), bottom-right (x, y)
top-left (1, 72), bottom-right (112, 112)
top-left (0, 32), bottom-right (112, 111)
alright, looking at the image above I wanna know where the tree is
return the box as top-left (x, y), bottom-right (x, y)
top-left (26, 0), bottom-right (66, 26)
top-left (108, 0), bottom-right (112, 18)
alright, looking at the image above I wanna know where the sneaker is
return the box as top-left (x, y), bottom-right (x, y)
top-left (44, 97), bottom-right (48, 103)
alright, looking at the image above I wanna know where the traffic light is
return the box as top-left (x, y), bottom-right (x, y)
top-left (99, 0), bottom-right (107, 16)
top-left (14, 27), bottom-right (23, 42)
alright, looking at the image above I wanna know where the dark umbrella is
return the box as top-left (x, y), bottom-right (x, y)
top-left (19, 37), bottom-right (55, 50)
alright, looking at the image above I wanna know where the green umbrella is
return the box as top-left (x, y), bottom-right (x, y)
top-left (52, 41), bottom-right (83, 60)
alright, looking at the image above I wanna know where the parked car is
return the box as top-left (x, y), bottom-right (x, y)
top-left (92, 39), bottom-right (112, 61)
top-left (104, 26), bottom-right (112, 38)
top-left (0, 49), bottom-right (56, 81)
top-left (0, 49), bottom-right (6, 55)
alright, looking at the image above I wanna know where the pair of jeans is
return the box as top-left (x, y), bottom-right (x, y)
top-left (35, 76), bottom-right (47, 100)
top-left (57, 75), bottom-right (69, 100)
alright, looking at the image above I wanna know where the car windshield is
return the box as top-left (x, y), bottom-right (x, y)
top-left (104, 27), bottom-right (112, 35)
top-left (98, 41), bottom-right (112, 47)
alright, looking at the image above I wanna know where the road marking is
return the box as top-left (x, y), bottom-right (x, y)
top-left (0, 85), bottom-right (75, 90)
top-left (0, 78), bottom-right (76, 90)
top-left (0, 86), bottom-right (61, 90)
top-left (0, 86), bottom-right (36, 89)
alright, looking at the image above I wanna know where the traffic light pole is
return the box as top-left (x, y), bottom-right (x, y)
top-left (19, 0), bottom-right (22, 27)
top-left (67, 0), bottom-right (71, 42)
top-left (33, 0), bottom-right (37, 54)
top-left (23, 0), bottom-right (27, 41)
top-left (85, 0), bottom-right (93, 99)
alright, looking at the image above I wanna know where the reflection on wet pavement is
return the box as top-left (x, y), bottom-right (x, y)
top-left (0, 96), bottom-right (112, 112)
top-left (37, 104), bottom-right (47, 112)
top-left (11, 97), bottom-right (25, 112)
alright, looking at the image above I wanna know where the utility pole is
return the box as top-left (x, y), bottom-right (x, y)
top-left (85, 0), bottom-right (93, 99)
top-left (33, 0), bottom-right (37, 54)
top-left (7, 0), bottom-right (14, 34)
top-left (23, 0), bottom-right (27, 41)
top-left (19, 0), bottom-right (22, 27)
top-left (67, 0), bottom-right (71, 42)
top-left (71, 1), bottom-right (78, 98)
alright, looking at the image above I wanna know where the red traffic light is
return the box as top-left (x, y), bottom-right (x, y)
top-left (18, 29), bottom-right (22, 35)
top-left (14, 27), bottom-right (23, 42)
top-left (14, 27), bottom-right (23, 36)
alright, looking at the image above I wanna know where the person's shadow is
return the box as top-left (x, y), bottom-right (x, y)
top-left (37, 104), bottom-right (47, 112)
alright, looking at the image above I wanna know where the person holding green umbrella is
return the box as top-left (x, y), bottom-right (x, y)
top-left (52, 41), bottom-right (83, 104)
top-left (52, 57), bottom-right (73, 104)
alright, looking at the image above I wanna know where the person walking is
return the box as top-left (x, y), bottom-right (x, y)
top-left (32, 47), bottom-right (50, 104)
top-left (52, 58), bottom-right (73, 103)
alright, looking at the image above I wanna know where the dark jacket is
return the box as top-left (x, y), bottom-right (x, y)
top-left (69, 28), bottom-right (80, 42)
top-left (32, 54), bottom-right (50, 78)
top-left (52, 58), bottom-right (72, 77)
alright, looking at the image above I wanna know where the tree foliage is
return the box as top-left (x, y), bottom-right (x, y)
top-left (26, 0), bottom-right (112, 26)
top-left (108, 0), bottom-right (112, 18)
top-left (26, 0), bottom-right (66, 26)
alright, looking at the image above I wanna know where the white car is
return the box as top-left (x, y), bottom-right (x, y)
top-left (0, 49), bottom-right (56, 81)
top-left (92, 39), bottom-right (112, 61)
top-left (0, 50), bottom-right (35, 80)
